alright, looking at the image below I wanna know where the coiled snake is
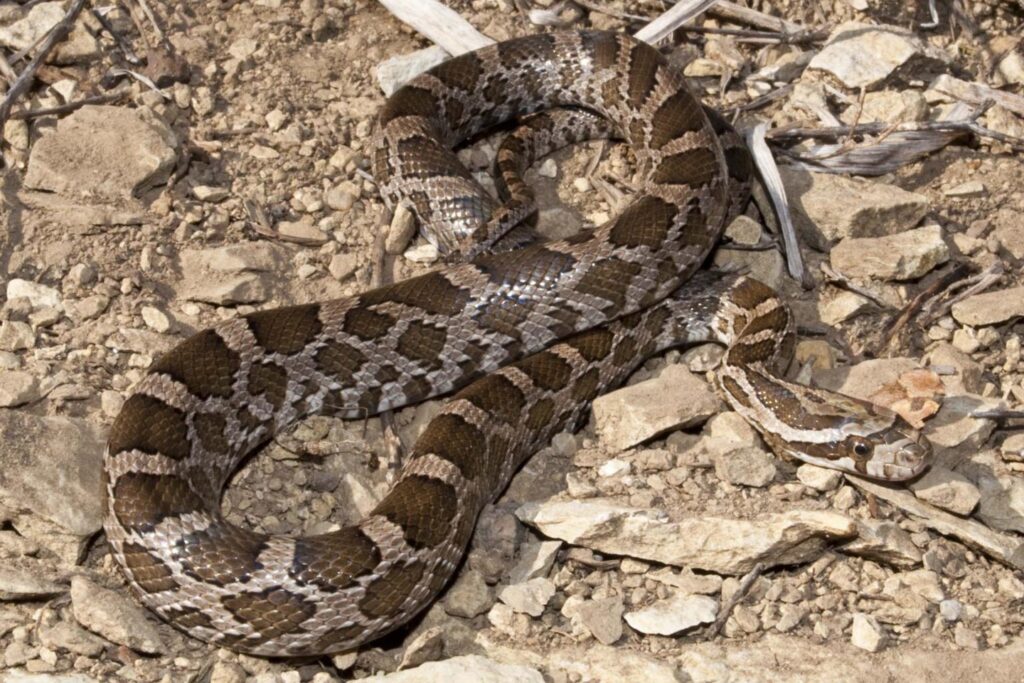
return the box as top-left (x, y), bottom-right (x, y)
top-left (103, 31), bottom-right (931, 656)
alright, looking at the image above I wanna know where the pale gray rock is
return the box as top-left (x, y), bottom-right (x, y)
top-left (796, 464), bottom-right (843, 492)
top-left (830, 225), bottom-right (949, 281)
top-left (910, 466), bottom-right (980, 515)
top-left (516, 499), bottom-right (856, 575)
top-left (25, 106), bottom-right (177, 201)
top-left (443, 569), bottom-right (493, 619)
top-left (369, 655), bottom-right (544, 682)
top-left (814, 357), bottom-right (919, 401)
top-left (0, 564), bottom-right (64, 600)
top-left (70, 575), bottom-right (165, 654)
top-left (0, 371), bottom-right (40, 408)
top-left (328, 253), bottom-right (359, 282)
top-left (713, 447), bottom-right (776, 487)
top-left (592, 364), bottom-right (720, 451)
top-left (0, 321), bottom-right (34, 351)
top-left (780, 168), bottom-right (928, 251)
top-left (850, 612), bottom-right (887, 652)
top-left (0, 412), bottom-right (105, 535)
top-left (840, 520), bottom-right (922, 568)
top-left (808, 22), bottom-right (925, 88)
top-left (6, 280), bottom-right (61, 310)
top-left (624, 593), bottom-right (717, 636)
top-left (923, 395), bottom-right (998, 469)
top-left (508, 539), bottom-right (561, 584)
top-left (951, 286), bottom-right (1024, 326)
top-left (572, 596), bottom-right (624, 645)
top-left (179, 243), bottom-right (288, 305)
top-left (498, 578), bottom-right (555, 617)
top-left (0, 2), bottom-right (99, 64)
top-left (838, 90), bottom-right (929, 124)
top-left (37, 620), bottom-right (106, 657)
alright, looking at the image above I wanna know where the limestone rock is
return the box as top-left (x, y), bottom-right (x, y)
top-left (179, 242), bottom-right (288, 305)
top-left (780, 168), bottom-right (928, 251)
top-left (808, 22), bottom-right (925, 89)
top-left (0, 412), bottom-right (105, 535)
top-left (840, 520), bottom-right (922, 568)
top-left (0, 564), bottom-right (65, 600)
top-left (376, 45), bottom-right (450, 96)
top-left (830, 225), bottom-right (949, 281)
top-left (713, 447), bottom-right (777, 487)
top-left (25, 106), bottom-right (177, 201)
top-left (624, 593), bottom-right (717, 636)
top-left (517, 499), bottom-right (856, 575)
top-left (910, 466), bottom-right (980, 515)
top-left (70, 576), bottom-right (165, 654)
top-left (371, 655), bottom-right (544, 682)
top-left (498, 578), bottom-right (555, 617)
top-left (796, 464), bottom-right (843, 492)
top-left (0, 2), bottom-right (99, 64)
top-left (6, 279), bottom-right (61, 310)
top-left (850, 613), bottom-right (887, 652)
top-left (444, 569), bottom-right (493, 618)
top-left (0, 371), bottom-right (40, 408)
top-left (592, 364), bottom-right (720, 451)
top-left (951, 286), bottom-right (1024, 326)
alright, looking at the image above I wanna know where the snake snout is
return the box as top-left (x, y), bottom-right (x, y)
top-left (867, 430), bottom-right (932, 481)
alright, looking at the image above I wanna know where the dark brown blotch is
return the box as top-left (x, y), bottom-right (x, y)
top-left (516, 351), bottom-right (574, 392)
top-left (651, 148), bottom-right (719, 187)
top-left (565, 329), bottom-right (615, 362)
top-left (396, 321), bottom-right (448, 370)
top-left (372, 475), bottom-right (458, 549)
top-left (570, 368), bottom-right (602, 403)
top-left (247, 362), bottom-right (289, 410)
top-left (575, 258), bottom-right (643, 311)
top-left (221, 588), bottom-right (316, 641)
top-left (608, 196), bottom-right (677, 249)
top-left (193, 412), bottom-right (230, 456)
top-left (583, 31), bottom-right (620, 70)
top-left (343, 307), bottom-right (395, 341)
top-left (413, 414), bottom-right (487, 482)
top-left (109, 394), bottom-right (191, 461)
top-left (358, 560), bottom-right (427, 620)
top-left (362, 272), bottom-right (471, 317)
top-left (431, 52), bottom-right (482, 91)
top-left (379, 86), bottom-right (440, 126)
top-left (525, 397), bottom-right (556, 430)
top-left (150, 329), bottom-right (241, 399)
top-left (315, 339), bottom-right (367, 384)
top-left (175, 525), bottom-right (268, 586)
top-left (649, 90), bottom-right (706, 150)
top-left (290, 526), bottom-right (381, 592)
top-left (246, 304), bottom-right (323, 355)
top-left (627, 43), bottom-right (661, 109)
top-left (460, 373), bottom-right (527, 424)
top-left (112, 473), bottom-right (205, 532)
top-left (164, 605), bottom-right (215, 631)
top-left (122, 542), bottom-right (177, 593)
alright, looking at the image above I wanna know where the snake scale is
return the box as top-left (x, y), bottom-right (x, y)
top-left (103, 31), bottom-right (931, 656)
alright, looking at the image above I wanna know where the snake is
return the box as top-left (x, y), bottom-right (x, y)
top-left (102, 31), bottom-right (932, 656)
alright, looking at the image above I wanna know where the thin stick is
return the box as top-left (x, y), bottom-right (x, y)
top-left (708, 0), bottom-right (804, 33)
top-left (0, 0), bottom-right (89, 138)
top-left (708, 562), bottom-right (765, 636)
top-left (634, 0), bottom-right (721, 45)
top-left (820, 263), bottom-right (895, 310)
top-left (881, 262), bottom-right (971, 353)
top-left (9, 89), bottom-right (129, 120)
top-left (572, 0), bottom-right (649, 22)
top-left (376, 0), bottom-right (493, 55)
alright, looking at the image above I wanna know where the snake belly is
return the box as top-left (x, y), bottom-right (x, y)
top-left (103, 30), bottom-right (738, 656)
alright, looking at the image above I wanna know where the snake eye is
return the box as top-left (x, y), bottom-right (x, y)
top-left (851, 439), bottom-right (872, 458)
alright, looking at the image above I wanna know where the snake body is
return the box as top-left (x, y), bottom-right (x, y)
top-left (103, 32), bottom-right (930, 656)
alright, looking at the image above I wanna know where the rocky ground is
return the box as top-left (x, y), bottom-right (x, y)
top-left (1, 0), bottom-right (1024, 681)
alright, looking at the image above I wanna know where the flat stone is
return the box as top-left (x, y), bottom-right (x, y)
top-left (923, 395), bottom-right (997, 469)
top-left (830, 225), bottom-right (948, 281)
top-left (6, 279), bottom-right (61, 310)
top-left (517, 499), bottom-right (856, 575)
top-left (992, 222), bottom-right (1024, 260)
top-left (0, 321), bottom-right (34, 351)
top-left (796, 464), bottom-right (843, 492)
top-left (851, 613), bottom-right (887, 652)
top-left (818, 289), bottom-right (872, 325)
top-left (371, 655), bottom-right (543, 683)
top-left (179, 243), bottom-right (288, 305)
top-left (780, 168), bottom-right (928, 251)
top-left (713, 447), bottom-right (776, 487)
top-left (624, 593), bottom-right (717, 636)
top-left (951, 286), bottom-right (1024, 326)
top-left (498, 578), bottom-right (555, 617)
top-left (910, 466), bottom-right (980, 515)
top-left (38, 620), bottom-right (107, 657)
top-left (838, 90), bottom-right (929, 124)
top-left (192, 185), bottom-right (229, 202)
top-left (840, 520), bottom-right (922, 568)
top-left (944, 181), bottom-right (986, 197)
top-left (70, 576), bottom-right (165, 654)
top-left (508, 539), bottom-right (561, 584)
top-left (592, 365), bottom-right (720, 452)
top-left (0, 412), bottom-right (105, 535)
top-left (0, 564), bottom-right (64, 600)
top-left (808, 22), bottom-right (924, 89)
top-left (0, 2), bottom-right (99, 64)
top-left (814, 357), bottom-right (919, 401)
top-left (443, 569), bottom-right (493, 619)
top-left (25, 106), bottom-right (177, 201)
top-left (570, 596), bottom-right (624, 645)
top-left (140, 306), bottom-right (172, 333)
top-left (277, 220), bottom-right (328, 244)
top-left (328, 252), bottom-right (359, 281)
top-left (0, 371), bottom-right (40, 407)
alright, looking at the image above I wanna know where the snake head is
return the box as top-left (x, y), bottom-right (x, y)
top-left (757, 389), bottom-right (932, 482)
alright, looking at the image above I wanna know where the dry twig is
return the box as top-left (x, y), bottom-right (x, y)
top-left (708, 562), bottom-right (765, 636)
top-left (0, 0), bottom-right (90, 141)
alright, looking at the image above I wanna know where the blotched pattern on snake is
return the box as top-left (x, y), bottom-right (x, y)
top-left (103, 31), bottom-right (930, 656)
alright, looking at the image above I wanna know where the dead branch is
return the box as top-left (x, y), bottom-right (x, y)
top-left (0, 0), bottom-right (90, 141)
